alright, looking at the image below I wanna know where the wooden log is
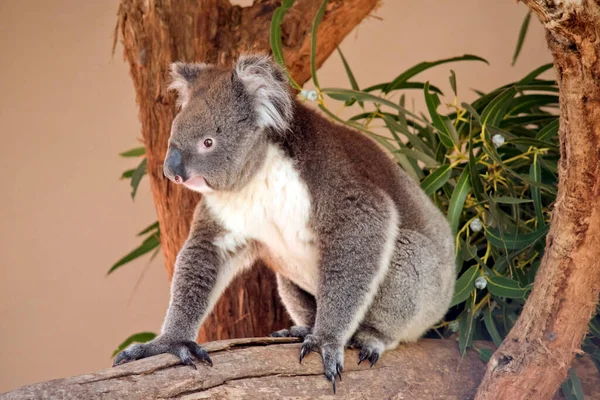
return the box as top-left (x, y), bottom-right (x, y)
top-left (2, 338), bottom-right (599, 399)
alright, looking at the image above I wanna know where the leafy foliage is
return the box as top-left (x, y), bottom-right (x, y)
top-left (110, 146), bottom-right (161, 276)
top-left (272, 0), bottom-right (599, 395)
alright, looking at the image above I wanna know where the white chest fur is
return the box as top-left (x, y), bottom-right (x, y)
top-left (204, 145), bottom-right (320, 294)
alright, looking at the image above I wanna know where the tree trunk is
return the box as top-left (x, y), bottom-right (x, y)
top-left (476, 1), bottom-right (600, 399)
top-left (116, 0), bottom-right (379, 341)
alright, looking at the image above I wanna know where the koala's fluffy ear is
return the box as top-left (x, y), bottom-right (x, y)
top-left (233, 54), bottom-right (293, 133)
top-left (168, 62), bottom-right (206, 108)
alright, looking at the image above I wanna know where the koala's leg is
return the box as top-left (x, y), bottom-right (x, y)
top-left (114, 204), bottom-right (256, 369)
top-left (300, 193), bottom-right (399, 391)
top-left (352, 229), bottom-right (454, 365)
top-left (349, 325), bottom-right (390, 367)
top-left (270, 274), bottom-right (316, 338)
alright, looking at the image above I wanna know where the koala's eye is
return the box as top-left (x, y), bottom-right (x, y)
top-left (203, 138), bottom-right (214, 148)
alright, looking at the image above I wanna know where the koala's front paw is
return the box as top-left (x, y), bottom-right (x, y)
top-left (113, 336), bottom-right (212, 369)
top-left (299, 334), bottom-right (344, 394)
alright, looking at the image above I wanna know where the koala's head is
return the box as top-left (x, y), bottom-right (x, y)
top-left (163, 54), bottom-right (293, 193)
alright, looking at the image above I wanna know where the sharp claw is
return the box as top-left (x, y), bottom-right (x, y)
top-left (299, 346), bottom-right (307, 364)
top-left (205, 356), bottom-right (213, 367)
top-left (369, 352), bottom-right (379, 368)
top-left (358, 350), bottom-right (369, 365)
top-left (336, 364), bottom-right (343, 381)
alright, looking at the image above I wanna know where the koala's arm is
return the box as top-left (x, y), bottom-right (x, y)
top-left (160, 218), bottom-right (223, 341)
top-left (300, 189), bottom-right (398, 380)
top-left (114, 202), bottom-right (252, 367)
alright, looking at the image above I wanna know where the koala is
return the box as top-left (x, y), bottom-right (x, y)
top-left (114, 54), bottom-right (456, 393)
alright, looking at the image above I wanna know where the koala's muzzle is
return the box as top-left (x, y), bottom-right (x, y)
top-left (163, 146), bottom-right (187, 183)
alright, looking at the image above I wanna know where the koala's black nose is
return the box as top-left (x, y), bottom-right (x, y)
top-left (163, 146), bottom-right (187, 183)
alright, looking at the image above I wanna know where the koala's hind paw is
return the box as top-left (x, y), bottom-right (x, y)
top-left (299, 334), bottom-right (344, 394)
top-left (357, 346), bottom-right (380, 367)
top-left (270, 325), bottom-right (312, 339)
top-left (113, 337), bottom-right (212, 369)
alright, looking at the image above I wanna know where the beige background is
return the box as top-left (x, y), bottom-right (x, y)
top-left (0, 0), bottom-right (551, 393)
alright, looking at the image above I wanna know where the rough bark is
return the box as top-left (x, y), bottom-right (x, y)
top-left (3, 338), bottom-right (598, 400)
top-left (476, 1), bottom-right (600, 399)
top-left (116, 0), bottom-right (379, 342)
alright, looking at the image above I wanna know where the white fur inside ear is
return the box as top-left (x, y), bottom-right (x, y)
top-left (235, 55), bottom-right (293, 133)
top-left (168, 62), bottom-right (206, 108)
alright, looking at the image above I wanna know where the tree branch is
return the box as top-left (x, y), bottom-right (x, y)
top-left (476, 1), bottom-right (600, 399)
top-left (3, 339), bottom-right (598, 399)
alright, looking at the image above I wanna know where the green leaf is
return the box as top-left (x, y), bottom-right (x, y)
top-left (451, 266), bottom-right (479, 307)
top-left (459, 296), bottom-right (476, 356)
top-left (112, 332), bottom-right (157, 357)
top-left (337, 48), bottom-right (362, 107)
top-left (483, 307), bottom-right (504, 346)
top-left (108, 233), bottom-right (160, 275)
top-left (512, 11), bottom-right (531, 66)
top-left (130, 158), bottom-right (147, 200)
top-left (310, 0), bottom-right (329, 90)
top-left (520, 63), bottom-right (554, 84)
top-left (394, 148), bottom-right (440, 168)
top-left (120, 147), bottom-right (145, 157)
top-left (381, 114), bottom-right (433, 155)
top-left (447, 167), bottom-right (471, 235)
top-left (487, 276), bottom-right (530, 299)
top-left (561, 368), bottom-right (585, 400)
top-left (536, 119), bottom-right (559, 141)
top-left (137, 221), bottom-right (160, 236)
top-left (508, 137), bottom-right (558, 152)
top-left (462, 102), bottom-right (481, 122)
top-left (363, 81), bottom-right (444, 95)
top-left (530, 154), bottom-right (545, 227)
top-left (424, 82), bottom-right (455, 148)
top-left (449, 70), bottom-right (457, 97)
top-left (486, 226), bottom-right (549, 250)
top-left (120, 168), bottom-right (135, 180)
top-left (385, 55), bottom-right (488, 93)
top-left (481, 87), bottom-right (518, 127)
top-left (421, 164), bottom-right (452, 196)
top-left (477, 347), bottom-right (493, 363)
top-left (269, 0), bottom-right (300, 89)
top-left (321, 88), bottom-right (431, 127)
top-left (493, 196), bottom-right (533, 204)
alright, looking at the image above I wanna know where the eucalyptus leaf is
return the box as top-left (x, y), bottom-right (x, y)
top-left (310, 0), bottom-right (329, 90)
top-left (424, 82), bottom-right (455, 148)
top-left (130, 158), bottom-right (147, 200)
top-left (512, 11), bottom-right (531, 66)
top-left (450, 265), bottom-right (479, 307)
top-left (487, 276), bottom-right (530, 299)
top-left (120, 147), bottom-right (145, 157)
top-left (483, 307), bottom-right (504, 346)
top-left (458, 297), bottom-right (476, 356)
top-left (385, 55), bottom-right (488, 93)
top-left (108, 233), bottom-right (160, 275)
top-left (486, 226), bottom-right (548, 250)
top-left (112, 332), bottom-right (157, 357)
top-left (421, 164), bottom-right (452, 196)
top-left (447, 167), bottom-right (471, 235)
